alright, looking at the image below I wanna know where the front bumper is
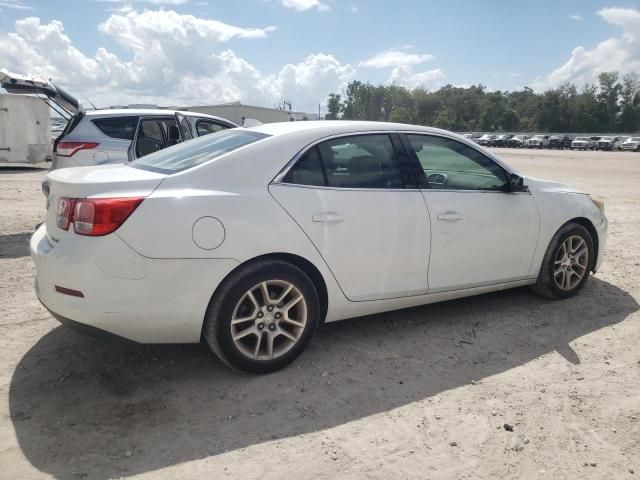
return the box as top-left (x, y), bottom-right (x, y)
top-left (31, 225), bottom-right (239, 343)
top-left (594, 211), bottom-right (608, 272)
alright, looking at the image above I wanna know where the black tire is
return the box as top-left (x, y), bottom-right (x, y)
top-left (202, 259), bottom-right (321, 374)
top-left (530, 222), bottom-right (595, 299)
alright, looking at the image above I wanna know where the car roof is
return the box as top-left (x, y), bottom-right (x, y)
top-left (83, 108), bottom-right (234, 123)
top-left (247, 120), bottom-right (447, 137)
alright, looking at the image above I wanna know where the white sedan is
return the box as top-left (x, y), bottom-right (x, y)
top-left (31, 121), bottom-right (608, 373)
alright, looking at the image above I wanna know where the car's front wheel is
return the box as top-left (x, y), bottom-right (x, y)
top-left (203, 260), bottom-right (321, 373)
top-left (531, 222), bottom-right (594, 299)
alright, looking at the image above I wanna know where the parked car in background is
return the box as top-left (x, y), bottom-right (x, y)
top-left (31, 121), bottom-right (607, 373)
top-left (492, 134), bottom-right (513, 147)
top-left (571, 137), bottom-right (594, 150)
top-left (595, 136), bottom-right (623, 151)
top-left (507, 135), bottom-right (529, 148)
top-left (49, 109), bottom-right (236, 171)
top-left (620, 137), bottom-right (640, 151)
top-left (476, 134), bottom-right (496, 146)
top-left (0, 71), bottom-right (237, 172)
top-left (549, 135), bottom-right (572, 150)
top-left (527, 135), bottom-right (550, 149)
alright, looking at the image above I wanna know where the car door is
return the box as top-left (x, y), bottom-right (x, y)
top-left (269, 133), bottom-right (430, 301)
top-left (401, 133), bottom-right (539, 292)
top-left (129, 116), bottom-right (180, 159)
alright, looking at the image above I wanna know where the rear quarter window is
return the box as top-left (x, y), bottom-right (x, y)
top-left (92, 116), bottom-right (139, 140)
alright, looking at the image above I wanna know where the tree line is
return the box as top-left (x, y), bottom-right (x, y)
top-left (325, 71), bottom-right (640, 133)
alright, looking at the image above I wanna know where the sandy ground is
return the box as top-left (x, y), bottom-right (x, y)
top-left (0, 149), bottom-right (638, 480)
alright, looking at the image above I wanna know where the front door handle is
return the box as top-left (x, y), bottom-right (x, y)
top-left (312, 212), bottom-right (345, 223)
top-left (437, 212), bottom-right (464, 222)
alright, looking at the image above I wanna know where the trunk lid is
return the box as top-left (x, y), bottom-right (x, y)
top-left (0, 70), bottom-right (81, 116)
top-left (45, 164), bottom-right (166, 240)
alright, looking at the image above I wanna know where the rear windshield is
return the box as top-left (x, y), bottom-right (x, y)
top-left (131, 129), bottom-right (270, 173)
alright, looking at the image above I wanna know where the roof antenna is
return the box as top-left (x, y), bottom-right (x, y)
top-left (81, 93), bottom-right (98, 110)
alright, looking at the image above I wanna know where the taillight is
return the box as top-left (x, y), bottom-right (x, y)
top-left (56, 197), bottom-right (74, 230)
top-left (56, 197), bottom-right (143, 236)
top-left (56, 142), bottom-right (99, 157)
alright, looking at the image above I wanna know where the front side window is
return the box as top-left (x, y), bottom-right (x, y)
top-left (406, 134), bottom-right (508, 191)
top-left (132, 129), bottom-right (270, 174)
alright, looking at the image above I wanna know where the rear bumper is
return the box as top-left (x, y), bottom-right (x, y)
top-left (31, 225), bottom-right (239, 343)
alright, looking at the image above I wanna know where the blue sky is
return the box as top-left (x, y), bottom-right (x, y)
top-left (1, 0), bottom-right (639, 111)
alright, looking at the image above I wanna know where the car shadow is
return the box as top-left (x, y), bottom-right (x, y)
top-left (0, 232), bottom-right (32, 258)
top-left (9, 278), bottom-right (638, 479)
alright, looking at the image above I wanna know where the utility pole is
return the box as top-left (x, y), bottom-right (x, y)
top-left (318, 103), bottom-right (321, 120)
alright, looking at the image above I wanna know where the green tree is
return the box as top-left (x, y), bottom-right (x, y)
top-left (597, 72), bottom-right (621, 131)
top-left (620, 72), bottom-right (640, 132)
top-left (325, 93), bottom-right (342, 120)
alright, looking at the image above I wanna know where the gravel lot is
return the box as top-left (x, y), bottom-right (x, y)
top-left (0, 148), bottom-right (638, 480)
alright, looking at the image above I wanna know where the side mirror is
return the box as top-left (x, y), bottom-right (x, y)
top-left (508, 173), bottom-right (527, 192)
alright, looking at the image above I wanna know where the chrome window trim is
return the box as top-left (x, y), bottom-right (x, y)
top-left (272, 129), bottom-right (521, 187)
top-left (271, 183), bottom-right (532, 195)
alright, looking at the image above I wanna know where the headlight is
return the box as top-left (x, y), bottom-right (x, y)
top-left (590, 195), bottom-right (605, 213)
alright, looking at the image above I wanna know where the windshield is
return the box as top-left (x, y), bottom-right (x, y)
top-left (575, 137), bottom-right (589, 141)
top-left (600, 136), bottom-right (612, 141)
top-left (532, 135), bottom-right (544, 140)
top-left (131, 129), bottom-right (270, 174)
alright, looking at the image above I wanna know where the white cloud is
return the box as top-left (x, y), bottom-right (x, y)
top-left (0, 0), bottom-right (32, 9)
top-left (279, 0), bottom-right (329, 12)
top-left (387, 65), bottom-right (444, 90)
top-left (348, 5), bottom-right (358, 13)
top-left (95, 0), bottom-right (190, 4)
top-left (0, 11), bottom-right (354, 111)
top-left (534, 7), bottom-right (640, 90)
top-left (359, 48), bottom-right (433, 69)
top-left (570, 14), bottom-right (583, 22)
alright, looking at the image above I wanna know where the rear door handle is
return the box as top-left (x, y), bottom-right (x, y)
top-left (312, 212), bottom-right (345, 223)
top-left (437, 212), bottom-right (464, 222)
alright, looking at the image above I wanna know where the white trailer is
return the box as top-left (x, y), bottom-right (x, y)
top-left (0, 93), bottom-right (51, 164)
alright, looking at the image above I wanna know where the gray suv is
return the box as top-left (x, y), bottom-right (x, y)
top-left (51, 109), bottom-right (236, 170)
top-left (1, 71), bottom-right (237, 170)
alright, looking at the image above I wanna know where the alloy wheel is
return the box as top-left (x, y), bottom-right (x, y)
top-left (230, 280), bottom-right (308, 360)
top-left (553, 235), bottom-right (589, 291)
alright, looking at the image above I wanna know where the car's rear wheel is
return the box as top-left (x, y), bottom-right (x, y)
top-left (531, 222), bottom-right (594, 299)
top-left (203, 260), bottom-right (320, 374)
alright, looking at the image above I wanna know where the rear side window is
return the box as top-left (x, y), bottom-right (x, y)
top-left (196, 120), bottom-right (227, 136)
top-left (283, 147), bottom-right (326, 186)
top-left (131, 129), bottom-right (269, 173)
top-left (282, 134), bottom-right (404, 189)
top-left (92, 116), bottom-right (138, 140)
